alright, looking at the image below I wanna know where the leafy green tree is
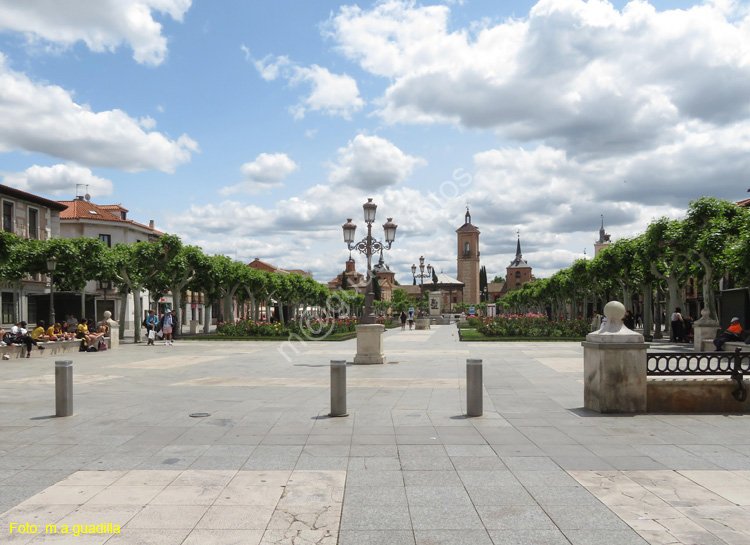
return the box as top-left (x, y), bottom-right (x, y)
top-left (391, 288), bottom-right (410, 313)
top-left (111, 235), bottom-right (181, 342)
top-left (682, 197), bottom-right (748, 320)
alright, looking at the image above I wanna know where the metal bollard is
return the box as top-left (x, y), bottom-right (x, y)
top-left (329, 360), bottom-right (348, 417)
top-left (466, 359), bottom-right (483, 417)
top-left (55, 360), bottom-right (73, 417)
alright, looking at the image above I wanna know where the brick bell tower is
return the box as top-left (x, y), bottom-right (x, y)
top-left (456, 207), bottom-right (480, 305)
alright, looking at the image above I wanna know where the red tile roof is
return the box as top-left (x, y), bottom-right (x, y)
top-left (58, 199), bottom-right (162, 235)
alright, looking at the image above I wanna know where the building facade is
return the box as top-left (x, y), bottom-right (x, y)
top-left (57, 196), bottom-right (168, 330)
top-left (1, 184), bottom-right (67, 326)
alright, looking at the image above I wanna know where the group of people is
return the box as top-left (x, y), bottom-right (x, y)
top-left (142, 308), bottom-right (178, 346)
top-left (0, 315), bottom-right (109, 359)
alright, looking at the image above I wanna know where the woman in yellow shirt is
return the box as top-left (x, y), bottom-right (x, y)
top-left (31, 320), bottom-right (50, 342)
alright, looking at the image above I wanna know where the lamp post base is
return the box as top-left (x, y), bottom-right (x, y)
top-left (353, 324), bottom-right (386, 364)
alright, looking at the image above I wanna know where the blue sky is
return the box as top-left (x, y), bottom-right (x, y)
top-left (1, 0), bottom-right (748, 284)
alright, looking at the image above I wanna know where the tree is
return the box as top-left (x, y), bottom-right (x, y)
top-left (682, 197), bottom-right (748, 320)
top-left (391, 288), bottom-right (410, 313)
top-left (479, 266), bottom-right (488, 302)
top-left (111, 235), bottom-right (181, 342)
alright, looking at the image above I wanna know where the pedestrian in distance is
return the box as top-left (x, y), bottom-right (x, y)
top-left (144, 309), bottom-right (158, 346)
top-left (400, 311), bottom-right (407, 330)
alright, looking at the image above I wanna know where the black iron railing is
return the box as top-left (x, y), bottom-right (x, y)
top-left (647, 347), bottom-right (749, 402)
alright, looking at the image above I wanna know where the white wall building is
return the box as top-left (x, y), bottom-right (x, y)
top-left (1, 184), bottom-right (67, 327)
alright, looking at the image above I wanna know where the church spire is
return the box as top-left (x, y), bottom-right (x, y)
top-left (597, 215), bottom-right (607, 244)
top-left (515, 232), bottom-right (522, 260)
top-left (465, 206), bottom-right (471, 224)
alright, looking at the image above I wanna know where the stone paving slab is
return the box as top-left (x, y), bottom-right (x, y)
top-left (1, 326), bottom-right (749, 544)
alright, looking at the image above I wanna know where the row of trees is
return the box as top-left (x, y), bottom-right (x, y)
top-left (0, 232), bottom-right (343, 342)
top-left (499, 198), bottom-right (750, 336)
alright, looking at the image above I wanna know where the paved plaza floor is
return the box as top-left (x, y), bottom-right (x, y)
top-left (1, 325), bottom-right (749, 544)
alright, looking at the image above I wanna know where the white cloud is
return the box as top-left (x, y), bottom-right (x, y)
top-left (2, 164), bottom-right (113, 197)
top-left (326, 0), bottom-right (750, 156)
top-left (0, 0), bottom-right (192, 66)
top-left (220, 153), bottom-right (299, 195)
top-left (327, 134), bottom-right (426, 190)
top-left (254, 55), bottom-right (364, 119)
top-left (0, 54), bottom-right (198, 172)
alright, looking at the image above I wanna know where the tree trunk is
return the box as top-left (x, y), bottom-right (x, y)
top-left (641, 282), bottom-right (653, 340)
top-left (202, 291), bottom-right (212, 334)
top-left (80, 291), bottom-right (86, 323)
top-left (172, 290), bottom-right (181, 336)
top-left (132, 290), bottom-right (144, 343)
top-left (698, 253), bottom-right (717, 320)
top-left (653, 285), bottom-right (663, 339)
top-left (118, 291), bottom-right (127, 340)
top-left (223, 294), bottom-right (233, 322)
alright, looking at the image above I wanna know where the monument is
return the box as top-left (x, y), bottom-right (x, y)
top-left (582, 301), bottom-right (647, 413)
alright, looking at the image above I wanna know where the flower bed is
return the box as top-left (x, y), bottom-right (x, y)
top-left (476, 314), bottom-right (589, 338)
top-left (217, 317), bottom-right (361, 339)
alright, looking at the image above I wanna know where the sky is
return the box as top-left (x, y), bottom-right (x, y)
top-left (1, 0), bottom-right (749, 285)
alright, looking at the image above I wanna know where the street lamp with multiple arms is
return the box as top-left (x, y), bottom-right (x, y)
top-left (411, 256), bottom-right (432, 314)
top-left (342, 198), bottom-right (397, 325)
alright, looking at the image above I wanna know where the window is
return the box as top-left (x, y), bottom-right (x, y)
top-left (463, 242), bottom-right (470, 256)
top-left (28, 208), bottom-right (38, 239)
top-left (515, 271), bottom-right (521, 278)
top-left (1, 292), bottom-right (14, 324)
top-left (99, 234), bottom-right (112, 247)
top-left (2, 202), bottom-right (12, 233)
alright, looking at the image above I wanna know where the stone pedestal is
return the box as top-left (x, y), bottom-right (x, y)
top-left (429, 291), bottom-right (442, 317)
top-left (108, 325), bottom-right (120, 349)
top-left (692, 308), bottom-right (720, 352)
top-left (583, 301), bottom-right (647, 413)
top-left (103, 311), bottom-right (119, 349)
top-left (353, 324), bottom-right (386, 365)
top-left (190, 320), bottom-right (199, 334)
top-left (415, 318), bottom-right (431, 330)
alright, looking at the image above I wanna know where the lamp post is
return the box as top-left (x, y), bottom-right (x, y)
top-left (342, 198), bottom-right (397, 325)
top-left (343, 199), bottom-right (397, 365)
top-left (411, 256), bottom-right (432, 315)
top-left (47, 257), bottom-right (57, 326)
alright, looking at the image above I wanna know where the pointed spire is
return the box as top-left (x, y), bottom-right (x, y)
top-left (515, 231), bottom-right (522, 259)
top-left (597, 215), bottom-right (608, 244)
top-left (465, 206), bottom-right (471, 224)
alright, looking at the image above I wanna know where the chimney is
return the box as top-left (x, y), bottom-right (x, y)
top-left (149, 220), bottom-right (154, 230)
top-left (76, 195), bottom-right (84, 201)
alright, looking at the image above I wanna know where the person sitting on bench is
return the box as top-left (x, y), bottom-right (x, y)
top-left (713, 317), bottom-right (743, 351)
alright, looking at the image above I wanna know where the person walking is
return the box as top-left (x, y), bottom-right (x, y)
top-left (162, 309), bottom-right (174, 346)
top-left (144, 309), bottom-right (158, 346)
top-left (671, 307), bottom-right (685, 343)
top-left (400, 311), bottom-right (407, 330)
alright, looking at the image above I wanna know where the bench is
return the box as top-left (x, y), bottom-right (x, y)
top-left (647, 348), bottom-right (749, 409)
top-left (701, 339), bottom-right (750, 352)
top-left (0, 337), bottom-right (112, 359)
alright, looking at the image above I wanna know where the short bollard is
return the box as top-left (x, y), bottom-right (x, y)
top-left (329, 360), bottom-right (348, 417)
top-left (466, 359), bottom-right (483, 417)
top-left (55, 360), bottom-right (73, 417)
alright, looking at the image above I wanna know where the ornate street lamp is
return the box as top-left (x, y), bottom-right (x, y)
top-left (342, 198), bottom-right (397, 325)
top-left (47, 256), bottom-right (57, 326)
top-left (411, 256), bottom-right (432, 315)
